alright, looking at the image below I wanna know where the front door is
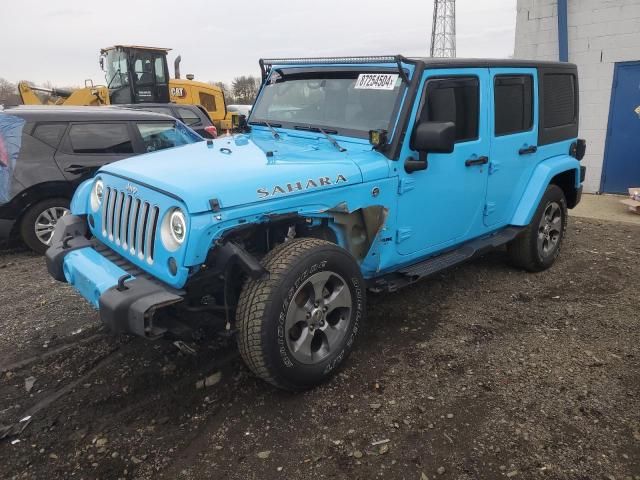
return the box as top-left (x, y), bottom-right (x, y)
top-left (396, 69), bottom-right (490, 256)
top-left (484, 68), bottom-right (539, 226)
top-left (601, 61), bottom-right (640, 193)
top-left (130, 50), bottom-right (170, 104)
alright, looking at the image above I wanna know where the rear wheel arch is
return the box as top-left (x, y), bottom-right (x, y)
top-left (20, 196), bottom-right (71, 253)
top-left (549, 168), bottom-right (580, 208)
top-left (7, 182), bottom-right (73, 235)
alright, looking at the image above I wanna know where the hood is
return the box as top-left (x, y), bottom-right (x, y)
top-left (100, 131), bottom-right (370, 213)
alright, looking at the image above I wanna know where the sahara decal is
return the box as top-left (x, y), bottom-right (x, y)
top-left (257, 174), bottom-right (348, 199)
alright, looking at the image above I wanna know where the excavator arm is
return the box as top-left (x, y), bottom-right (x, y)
top-left (18, 82), bottom-right (110, 106)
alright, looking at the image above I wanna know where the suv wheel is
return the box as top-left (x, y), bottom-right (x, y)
top-left (236, 238), bottom-right (365, 391)
top-left (508, 184), bottom-right (567, 272)
top-left (20, 198), bottom-right (70, 254)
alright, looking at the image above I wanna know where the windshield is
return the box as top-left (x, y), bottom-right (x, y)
top-left (250, 70), bottom-right (405, 138)
top-left (104, 49), bottom-right (129, 89)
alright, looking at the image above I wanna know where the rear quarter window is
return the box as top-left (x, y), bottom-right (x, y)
top-left (32, 122), bottom-right (67, 148)
top-left (538, 68), bottom-right (579, 145)
top-left (543, 74), bottom-right (576, 127)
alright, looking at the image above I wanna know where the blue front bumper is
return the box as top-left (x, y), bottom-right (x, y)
top-left (62, 248), bottom-right (132, 308)
top-left (46, 215), bottom-right (184, 338)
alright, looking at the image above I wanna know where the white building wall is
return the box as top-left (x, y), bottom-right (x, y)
top-left (515, 0), bottom-right (640, 193)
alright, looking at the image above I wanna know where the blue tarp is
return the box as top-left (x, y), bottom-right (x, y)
top-left (0, 113), bottom-right (25, 204)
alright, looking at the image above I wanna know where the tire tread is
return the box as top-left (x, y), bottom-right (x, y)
top-left (236, 238), bottom-right (335, 390)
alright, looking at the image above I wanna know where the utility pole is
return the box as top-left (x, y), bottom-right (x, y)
top-left (430, 0), bottom-right (457, 58)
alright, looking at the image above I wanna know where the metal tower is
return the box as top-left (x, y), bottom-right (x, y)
top-left (430, 0), bottom-right (456, 58)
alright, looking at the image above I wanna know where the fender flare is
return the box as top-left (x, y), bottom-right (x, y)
top-left (510, 155), bottom-right (581, 226)
top-left (70, 179), bottom-right (93, 215)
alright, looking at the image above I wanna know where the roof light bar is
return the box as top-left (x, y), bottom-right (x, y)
top-left (260, 55), bottom-right (403, 66)
top-left (258, 55), bottom-right (413, 82)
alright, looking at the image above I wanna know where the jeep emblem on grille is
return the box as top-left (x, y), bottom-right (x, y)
top-left (126, 183), bottom-right (138, 195)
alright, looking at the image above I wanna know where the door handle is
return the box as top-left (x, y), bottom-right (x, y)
top-left (64, 164), bottom-right (91, 174)
top-left (465, 156), bottom-right (489, 167)
top-left (519, 145), bottom-right (538, 155)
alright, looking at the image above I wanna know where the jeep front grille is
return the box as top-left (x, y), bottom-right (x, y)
top-left (101, 187), bottom-right (159, 264)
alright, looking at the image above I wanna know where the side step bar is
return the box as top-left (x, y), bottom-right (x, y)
top-left (368, 227), bottom-right (522, 293)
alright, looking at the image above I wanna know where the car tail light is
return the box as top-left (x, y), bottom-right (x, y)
top-left (204, 125), bottom-right (217, 138)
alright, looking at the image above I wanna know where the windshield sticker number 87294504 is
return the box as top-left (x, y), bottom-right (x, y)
top-left (354, 73), bottom-right (399, 90)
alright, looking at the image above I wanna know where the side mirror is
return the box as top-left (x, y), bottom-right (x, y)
top-left (405, 121), bottom-right (456, 173)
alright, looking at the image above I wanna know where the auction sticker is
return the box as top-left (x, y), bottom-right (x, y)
top-left (354, 73), bottom-right (399, 90)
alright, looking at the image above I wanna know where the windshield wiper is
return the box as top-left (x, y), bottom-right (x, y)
top-left (249, 120), bottom-right (281, 140)
top-left (293, 125), bottom-right (346, 152)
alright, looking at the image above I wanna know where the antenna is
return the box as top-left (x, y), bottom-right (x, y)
top-left (430, 0), bottom-right (456, 58)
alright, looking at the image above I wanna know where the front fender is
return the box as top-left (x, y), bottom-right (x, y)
top-left (511, 155), bottom-right (581, 226)
top-left (70, 179), bottom-right (93, 215)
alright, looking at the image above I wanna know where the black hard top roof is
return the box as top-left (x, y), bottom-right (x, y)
top-left (409, 57), bottom-right (577, 69)
top-left (260, 56), bottom-right (576, 70)
top-left (3, 105), bottom-right (176, 122)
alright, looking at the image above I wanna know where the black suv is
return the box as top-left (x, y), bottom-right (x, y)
top-left (0, 105), bottom-right (202, 253)
top-left (117, 103), bottom-right (218, 138)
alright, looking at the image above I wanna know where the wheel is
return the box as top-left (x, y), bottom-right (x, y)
top-left (236, 238), bottom-right (366, 391)
top-left (19, 198), bottom-right (70, 254)
top-left (507, 184), bottom-right (567, 272)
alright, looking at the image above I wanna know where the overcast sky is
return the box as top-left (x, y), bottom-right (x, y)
top-left (0, 0), bottom-right (516, 87)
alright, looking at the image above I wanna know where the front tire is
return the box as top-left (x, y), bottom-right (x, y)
top-left (236, 238), bottom-right (366, 391)
top-left (19, 198), bottom-right (70, 254)
top-left (507, 184), bottom-right (567, 272)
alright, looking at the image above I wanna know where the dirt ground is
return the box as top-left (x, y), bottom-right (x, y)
top-left (0, 217), bottom-right (638, 480)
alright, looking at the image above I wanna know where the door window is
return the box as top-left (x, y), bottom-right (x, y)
top-left (154, 57), bottom-right (166, 83)
top-left (420, 77), bottom-right (479, 142)
top-left (132, 52), bottom-right (166, 86)
top-left (68, 123), bottom-right (134, 154)
top-left (177, 107), bottom-right (201, 127)
top-left (494, 75), bottom-right (533, 135)
top-left (135, 121), bottom-right (199, 152)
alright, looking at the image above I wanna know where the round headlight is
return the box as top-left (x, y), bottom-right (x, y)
top-left (90, 179), bottom-right (104, 212)
top-left (169, 210), bottom-right (186, 244)
top-left (161, 208), bottom-right (187, 251)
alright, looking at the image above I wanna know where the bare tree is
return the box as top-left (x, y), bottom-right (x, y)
top-left (210, 81), bottom-right (234, 104)
top-left (231, 76), bottom-right (260, 105)
top-left (0, 78), bottom-right (20, 106)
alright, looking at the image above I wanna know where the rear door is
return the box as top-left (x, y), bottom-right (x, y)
top-left (484, 68), bottom-right (539, 227)
top-left (54, 122), bottom-right (136, 183)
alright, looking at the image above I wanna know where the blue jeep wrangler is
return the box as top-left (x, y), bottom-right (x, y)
top-left (46, 56), bottom-right (586, 390)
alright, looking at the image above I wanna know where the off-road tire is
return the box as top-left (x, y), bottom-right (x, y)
top-left (236, 238), bottom-right (365, 391)
top-left (19, 197), bottom-right (70, 255)
top-left (508, 184), bottom-right (567, 272)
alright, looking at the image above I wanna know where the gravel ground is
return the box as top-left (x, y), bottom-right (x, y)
top-left (0, 217), bottom-right (638, 480)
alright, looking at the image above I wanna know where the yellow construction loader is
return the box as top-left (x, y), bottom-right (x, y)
top-left (19, 45), bottom-right (236, 131)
